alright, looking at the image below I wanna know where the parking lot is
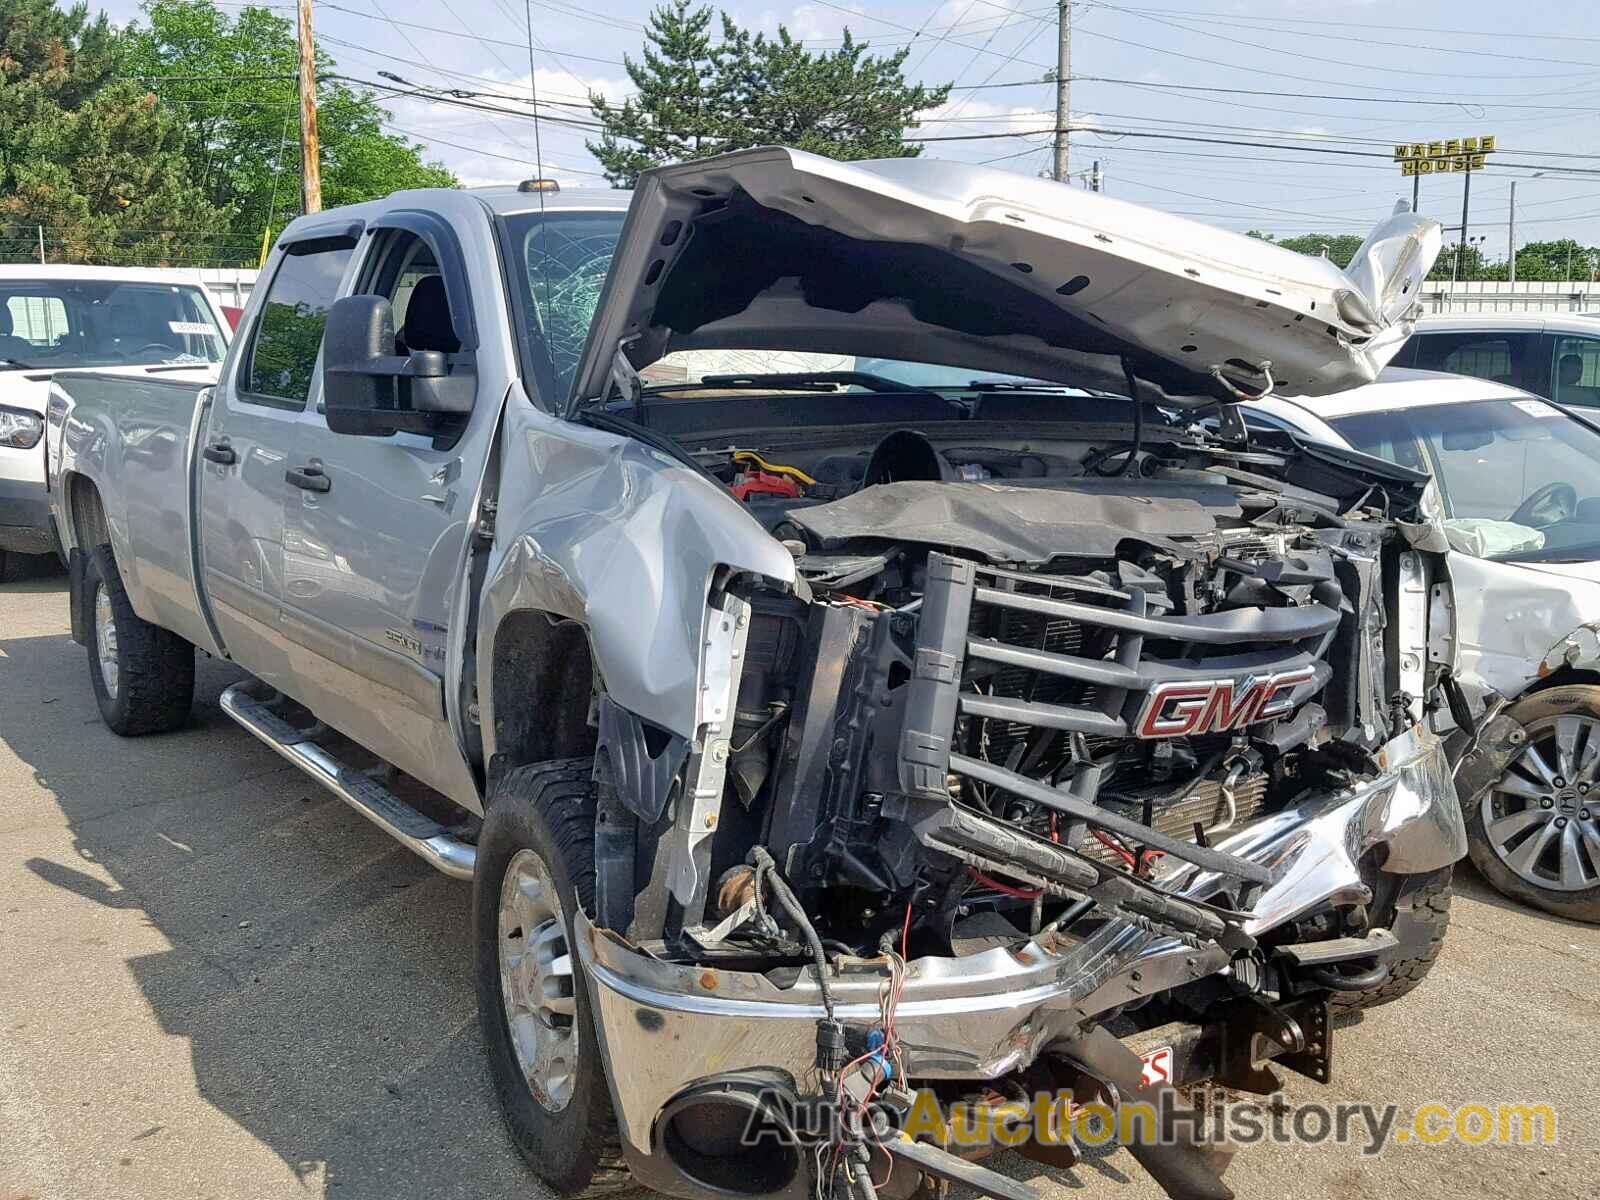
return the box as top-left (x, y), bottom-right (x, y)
top-left (2, 565), bottom-right (1597, 1200)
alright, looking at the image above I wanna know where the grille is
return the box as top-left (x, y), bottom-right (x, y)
top-left (952, 558), bottom-right (1338, 746)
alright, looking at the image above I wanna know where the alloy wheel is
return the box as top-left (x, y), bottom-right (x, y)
top-left (1482, 714), bottom-right (1600, 892)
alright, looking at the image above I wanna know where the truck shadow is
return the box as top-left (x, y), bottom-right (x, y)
top-left (3, 625), bottom-right (1127, 1199)
top-left (3, 626), bottom-right (544, 1198)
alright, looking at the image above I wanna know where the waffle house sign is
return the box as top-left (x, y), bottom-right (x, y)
top-left (1394, 136), bottom-right (1497, 176)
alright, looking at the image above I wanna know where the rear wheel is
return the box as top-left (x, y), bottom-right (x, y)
top-left (1465, 686), bottom-right (1600, 923)
top-left (84, 544), bottom-right (194, 735)
top-left (475, 758), bottom-right (628, 1197)
top-left (1333, 867), bottom-right (1452, 1010)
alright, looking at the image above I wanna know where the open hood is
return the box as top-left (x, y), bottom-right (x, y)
top-left (570, 147), bottom-right (1441, 410)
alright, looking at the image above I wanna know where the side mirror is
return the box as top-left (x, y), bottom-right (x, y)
top-left (322, 294), bottom-right (472, 437)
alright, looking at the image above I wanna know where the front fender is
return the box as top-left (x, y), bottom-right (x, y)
top-left (478, 396), bottom-right (796, 749)
top-left (1443, 551), bottom-right (1600, 704)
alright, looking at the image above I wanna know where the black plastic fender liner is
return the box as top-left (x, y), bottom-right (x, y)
top-left (1048, 1025), bottom-right (1235, 1200)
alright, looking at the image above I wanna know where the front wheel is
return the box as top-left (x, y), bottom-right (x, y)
top-left (84, 544), bottom-right (194, 736)
top-left (474, 758), bottom-right (628, 1197)
top-left (1333, 867), bottom-right (1452, 1010)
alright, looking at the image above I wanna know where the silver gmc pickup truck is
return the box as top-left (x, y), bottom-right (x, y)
top-left (47, 148), bottom-right (1467, 1200)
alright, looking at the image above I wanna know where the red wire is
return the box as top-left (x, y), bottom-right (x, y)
top-left (966, 866), bottom-right (1044, 899)
top-left (900, 901), bottom-right (913, 959)
top-left (1091, 828), bottom-right (1138, 868)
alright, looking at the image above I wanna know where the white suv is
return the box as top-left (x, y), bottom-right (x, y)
top-left (1396, 312), bottom-right (1600, 409)
top-left (0, 266), bottom-right (229, 578)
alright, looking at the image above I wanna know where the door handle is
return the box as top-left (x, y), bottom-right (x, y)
top-left (285, 464), bottom-right (332, 493)
top-left (202, 442), bottom-right (236, 465)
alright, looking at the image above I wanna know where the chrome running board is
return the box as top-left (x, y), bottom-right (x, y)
top-left (220, 683), bottom-right (477, 880)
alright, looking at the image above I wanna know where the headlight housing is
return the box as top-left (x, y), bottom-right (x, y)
top-left (0, 404), bottom-right (44, 449)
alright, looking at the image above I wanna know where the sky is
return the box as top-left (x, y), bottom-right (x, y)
top-left (92, 0), bottom-right (1600, 264)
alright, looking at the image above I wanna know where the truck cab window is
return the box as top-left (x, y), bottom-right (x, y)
top-left (245, 242), bottom-right (355, 408)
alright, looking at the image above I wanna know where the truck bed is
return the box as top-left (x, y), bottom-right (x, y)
top-left (48, 367), bottom-right (222, 655)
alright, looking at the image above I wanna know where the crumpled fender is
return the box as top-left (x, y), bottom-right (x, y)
top-left (477, 398), bottom-right (796, 747)
top-left (1442, 551), bottom-right (1600, 704)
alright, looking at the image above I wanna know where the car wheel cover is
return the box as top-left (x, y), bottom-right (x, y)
top-left (497, 847), bottom-right (579, 1112)
top-left (1483, 713), bottom-right (1600, 892)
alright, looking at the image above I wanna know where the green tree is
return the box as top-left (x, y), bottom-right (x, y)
top-left (0, 0), bottom-right (228, 264)
top-left (586, 0), bottom-right (718, 187)
top-left (1511, 239), bottom-right (1600, 282)
top-left (122, 0), bottom-right (456, 255)
top-left (1244, 230), bottom-right (1367, 267)
top-left (587, 0), bottom-right (950, 188)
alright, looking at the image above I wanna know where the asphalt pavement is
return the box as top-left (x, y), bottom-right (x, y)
top-left (2, 565), bottom-right (1597, 1200)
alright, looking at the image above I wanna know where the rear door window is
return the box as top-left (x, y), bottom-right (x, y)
top-left (1410, 331), bottom-right (1539, 390)
top-left (243, 241), bottom-right (355, 409)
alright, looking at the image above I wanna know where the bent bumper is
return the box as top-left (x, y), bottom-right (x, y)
top-left (576, 722), bottom-right (1465, 1171)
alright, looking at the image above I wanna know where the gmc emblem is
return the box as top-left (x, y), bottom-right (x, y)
top-left (1134, 665), bottom-right (1317, 738)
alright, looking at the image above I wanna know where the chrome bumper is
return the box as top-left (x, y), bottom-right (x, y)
top-left (576, 722), bottom-right (1465, 1164)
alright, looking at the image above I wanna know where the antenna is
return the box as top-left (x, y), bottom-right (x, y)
top-left (524, 0), bottom-right (546, 190)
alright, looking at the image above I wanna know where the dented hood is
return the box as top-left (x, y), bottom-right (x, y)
top-left (571, 147), bottom-right (1441, 410)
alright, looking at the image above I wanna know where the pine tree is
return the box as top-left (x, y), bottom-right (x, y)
top-left (587, 0), bottom-right (721, 187)
top-left (587, 2), bottom-right (951, 188)
top-left (712, 21), bottom-right (949, 164)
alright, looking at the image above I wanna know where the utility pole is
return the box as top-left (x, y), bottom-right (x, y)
top-left (1508, 180), bottom-right (1517, 284)
top-left (1411, 174), bottom-right (1420, 215)
top-left (1451, 170), bottom-right (1472, 285)
top-left (1052, 0), bottom-right (1070, 182)
top-left (296, 0), bottom-right (322, 214)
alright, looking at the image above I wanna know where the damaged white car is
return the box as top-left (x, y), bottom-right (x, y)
top-left (1251, 370), bottom-right (1600, 920)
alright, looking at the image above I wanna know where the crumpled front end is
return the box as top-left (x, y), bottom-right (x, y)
top-left (566, 398), bottom-right (1462, 1200)
top-left (579, 722), bottom-right (1462, 1200)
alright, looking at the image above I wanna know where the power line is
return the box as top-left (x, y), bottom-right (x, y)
top-left (902, 124), bottom-right (1600, 176)
top-left (1092, 5), bottom-right (1600, 46)
top-left (1088, 2), bottom-right (1600, 81)
top-left (313, 1), bottom-right (626, 65)
top-left (947, 74), bottom-right (1600, 111)
top-left (1091, 1), bottom-right (1600, 72)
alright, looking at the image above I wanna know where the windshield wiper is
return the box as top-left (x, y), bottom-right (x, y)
top-left (0, 357), bottom-right (36, 370)
top-left (961, 379), bottom-right (1080, 393)
top-left (643, 371), bottom-right (920, 395)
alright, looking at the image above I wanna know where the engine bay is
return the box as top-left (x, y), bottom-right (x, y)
top-left (594, 397), bottom-right (1436, 975)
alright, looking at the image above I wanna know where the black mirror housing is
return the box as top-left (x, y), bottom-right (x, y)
top-left (322, 294), bottom-right (474, 439)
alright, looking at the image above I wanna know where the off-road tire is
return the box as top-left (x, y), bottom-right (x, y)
top-left (0, 548), bottom-right (9, 583)
top-left (84, 544), bottom-right (194, 736)
top-left (475, 758), bottom-right (628, 1198)
top-left (1463, 686), bottom-right (1600, 923)
top-left (1334, 867), bottom-right (1452, 1010)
